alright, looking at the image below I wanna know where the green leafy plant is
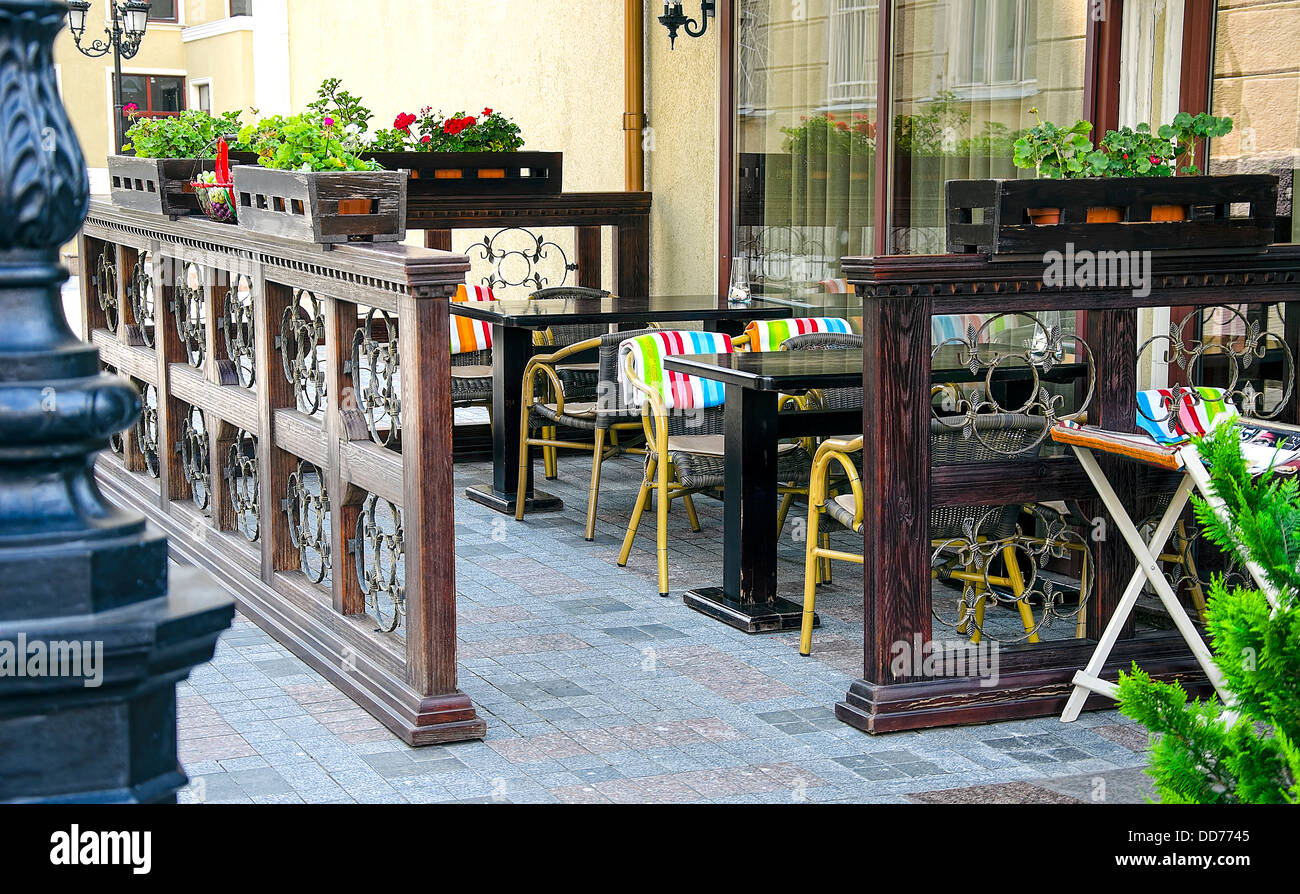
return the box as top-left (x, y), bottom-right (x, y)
top-left (121, 109), bottom-right (242, 159)
top-left (236, 112), bottom-right (380, 172)
top-left (1012, 108), bottom-right (1094, 179)
top-left (1117, 423), bottom-right (1300, 804)
top-left (306, 77), bottom-right (374, 140)
top-left (1168, 111), bottom-right (1234, 175)
top-left (781, 111), bottom-right (875, 157)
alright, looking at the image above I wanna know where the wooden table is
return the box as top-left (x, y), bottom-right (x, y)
top-left (451, 295), bottom-right (796, 515)
top-left (662, 350), bottom-right (863, 632)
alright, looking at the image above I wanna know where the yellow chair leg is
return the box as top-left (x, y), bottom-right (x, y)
top-left (821, 533), bottom-right (832, 585)
top-left (543, 427), bottom-right (558, 480)
top-left (776, 492), bottom-right (794, 538)
top-left (971, 587), bottom-right (987, 644)
top-left (656, 457), bottom-right (670, 597)
top-left (1003, 545), bottom-right (1039, 644)
top-left (682, 493), bottom-right (701, 533)
top-left (584, 428), bottom-right (606, 542)
top-left (801, 504), bottom-right (822, 656)
top-left (618, 458), bottom-right (655, 568)
top-left (515, 410), bottom-right (532, 522)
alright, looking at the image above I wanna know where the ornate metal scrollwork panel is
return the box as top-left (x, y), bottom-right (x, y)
top-left (172, 261), bottom-right (207, 369)
top-left (280, 289), bottom-right (326, 415)
top-left (95, 247), bottom-right (119, 334)
top-left (179, 404), bottom-right (210, 511)
top-left (351, 494), bottom-right (405, 634)
top-left (1137, 303), bottom-right (1295, 428)
top-left (222, 273), bottom-right (256, 389)
top-left (737, 225), bottom-right (832, 291)
top-left (136, 381), bottom-right (160, 478)
top-left (931, 312), bottom-right (1095, 457)
top-left (472, 227), bottom-right (576, 293)
top-left (225, 429), bottom-right (259, 542)
top-left (127, 251), bottom-right (156, 348)
top-left (102, 363), bottom-right (124, 455)
top-left (931, 503), bottom-right (1095, 645)
top-left (283, 459), bottom-right (330, 585)
top-left (350, 308), bottom-right (401, 447)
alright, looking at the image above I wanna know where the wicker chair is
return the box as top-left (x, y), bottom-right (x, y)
top-left (516, 328), bottom-right (657, 541)
top-left (527, 286), bottom-right (612, 477)
top-left (618, 345), bottom-right (813, 598)
top-left (799, 414), bottom-right (1049, 656)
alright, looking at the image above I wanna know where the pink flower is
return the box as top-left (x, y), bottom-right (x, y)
top-left (123, 102), bottom-right (138, 114)
top-left (421, 135), bottom-right (431, 144)
top-left (323, 117), bottom-right (335, 127)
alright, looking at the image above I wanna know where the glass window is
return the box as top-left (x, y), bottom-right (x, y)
top-left (196, 82), bottom-right (211, 114)
top-left (890, 0), bottom-right (1087, 254)
top-left (230, 0), bottom-right (253, 16)
top-left (733, 0), bottom-right (879, 298)
top-left (119, 74), bottom-right (186, 124)
top-left (148, 0), bottom-right (177, 21)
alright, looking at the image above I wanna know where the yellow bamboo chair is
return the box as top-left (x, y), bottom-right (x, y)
top-left (516, 327), bottom-right (659, 541)
top-left (617, 346), bottom-right (812, 598)
top-left (800, 415), bottom-right (1052, 657)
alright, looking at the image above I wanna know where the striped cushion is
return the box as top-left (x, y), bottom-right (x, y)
top-left (1135, 387), bottom-right (1238, 445)
top-left (450, 284), bottom-right (495, 355)
top-left (744, 317), bottom-right (853, 351)
top-left (931, 313), bottom-right (1017, 346)
top-left (618, 330), bottom-right (735, 410)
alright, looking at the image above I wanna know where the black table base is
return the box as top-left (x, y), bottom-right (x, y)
top-left (465, 483), bottom-right (563, 515)
top-left (682, 587), bottom-right (819, 634)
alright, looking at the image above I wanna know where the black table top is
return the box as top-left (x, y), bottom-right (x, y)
top-left (449, 294), bottom-right (795, 328)
top-left (664, 350), bottom-right (865, 392)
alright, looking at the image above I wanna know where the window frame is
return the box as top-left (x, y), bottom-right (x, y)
top-left (147, 0), bottom-right (179, 24)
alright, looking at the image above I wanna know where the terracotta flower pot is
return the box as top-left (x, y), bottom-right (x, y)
top-left (1150, 203), bottom-right (1188, 222)
top-left (336, 198), bottom-right (377, 216)
top-left (1027, 207), bottom-right (1061, 225)
top-left (1086, 206), bottom-right (1124, 223)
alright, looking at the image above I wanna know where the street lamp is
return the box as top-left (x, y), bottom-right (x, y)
top-left (658, 1), bottom-right (715, 50)
top-left (65, 1), bottom-right (153, 153)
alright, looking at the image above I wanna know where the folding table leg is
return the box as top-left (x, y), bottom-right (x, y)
top-left (1061, 449), bottom-right (1232, 719)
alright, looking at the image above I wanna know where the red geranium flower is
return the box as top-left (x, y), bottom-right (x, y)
top-left (463, 116), bottom-right (477, 128)
top-left (483, 108), bottom-right (493, 117)
top-left (421, 135), bottom-right (432, 144)
top-left (394, 112), bottom-right (417, 133)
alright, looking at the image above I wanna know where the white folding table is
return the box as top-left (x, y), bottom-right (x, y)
top-left (1052, 421), bottom-right (1284, 723)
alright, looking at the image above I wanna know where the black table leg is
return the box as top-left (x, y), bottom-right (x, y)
top-left (465, 324), bottom-right (563, 515)
top-left (704, 317), bottom-right (750, 338)
top-left (683, 384), bottom-right (816, 633)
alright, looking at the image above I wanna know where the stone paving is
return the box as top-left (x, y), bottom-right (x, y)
top-left (177, 443), bottom-right (1158, 805)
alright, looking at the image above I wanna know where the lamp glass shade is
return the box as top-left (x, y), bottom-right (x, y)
top-left (122, 2), bottom-right (151, 38)
top-left (66, 1), bottom-right (90, 34)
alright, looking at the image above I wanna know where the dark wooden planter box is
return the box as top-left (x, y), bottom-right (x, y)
top-left (232, 166), bottom-right (408, 245)
top-left (108, 155), bottom-right (214, 217)
top-left (946, 174), bottom-right (1279, 258)
top-left (362, 151), bottom-right (562, 196)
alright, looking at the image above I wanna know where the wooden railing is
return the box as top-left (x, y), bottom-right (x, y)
top-left (80, 199), bottom-right (486, 745)
top-left (842, 247), bottom-right (1300, 733)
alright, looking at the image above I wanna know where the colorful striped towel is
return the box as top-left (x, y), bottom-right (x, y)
top-left (618, 330), bottom-right (735, 410)
top-left (1135, 387), bottom-right (1238, 445)
top-left (450, 284), bottom-right (495, 355)
top-left (744, 317), bottom-right (853, 351)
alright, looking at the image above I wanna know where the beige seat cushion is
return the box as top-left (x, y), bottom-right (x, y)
top-left (666, 435), bottom-right (801, 457)
top-left (539, 401), bottom-right (598, 418)
top-left (832, 494), bottom-right (858, 514)
top-left (451, 365), bottom-right (493, 378)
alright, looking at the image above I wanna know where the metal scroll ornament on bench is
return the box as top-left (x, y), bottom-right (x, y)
top-left (171, 261), bottom-right (206, 368)
top-left (350, 307), bottom-right (402, 447)
top-left (930, 312), bottom-right (1096, 456)
top-left (180, 404), bottom-right (211, 512)
top-left (352, 495), bottom-right (406, 634)
top-left (225, 430), bottom-right (259, 542)
top-left (284, 460), bottom-right (330, 585)
top-left (222, 273), bottom-right (256, 388)
top-left (280, 289), bottom-right (326, 415)
top-left (128, 250), bottom-right (155, 347)
top-left (945, 175), bottom-right (1278, 258)
top-left (472, 226), bottom-right (578, 293)
top-left (95, 246), bottom-right (119, 333)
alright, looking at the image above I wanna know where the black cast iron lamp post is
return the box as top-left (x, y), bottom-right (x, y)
top-left (0, 0), bottom-right (232, 803)
top-left (64, 0), bottom-right (151, 153)
top-left (659, 0), bottom-right (714, 49)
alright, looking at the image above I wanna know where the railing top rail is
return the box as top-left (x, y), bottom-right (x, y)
top-left (85, 199), bottom-right (471, 302)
